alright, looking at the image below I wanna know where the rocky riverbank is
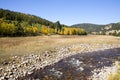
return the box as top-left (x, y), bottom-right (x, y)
top-left (90, 61), bottom-right (119, 80)
top-left (0, 43), bottom-right (120, 80)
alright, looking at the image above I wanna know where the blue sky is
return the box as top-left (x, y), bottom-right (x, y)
top-left (0, 0), bottom-right (120, 25)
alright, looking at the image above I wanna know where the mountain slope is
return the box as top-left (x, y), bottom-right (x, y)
top-left (72, 23), bottom-right (105, 33)
top-left (72, 23), bottom-right (120, 36)
top-left (0, 8), bottom-right (55, 27)
top-left (101, 23), bottom-right (120, 36)
top-left (0, 8), bottom-right (87, 36)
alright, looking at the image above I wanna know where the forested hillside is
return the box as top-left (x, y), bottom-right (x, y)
top-left (72, 23), bottom-right (105, 33)
top-left (0, 9), bottom-right (87, 36)
top-left (72, 23), bottom-right (120, 36)
top-left (100, 23), bottom-right (120, 36)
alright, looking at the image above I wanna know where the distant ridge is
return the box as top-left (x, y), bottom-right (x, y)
top-left (72, 23), bottom-right (105, 33)
top-left (72, 23), bottom-right (120, 36)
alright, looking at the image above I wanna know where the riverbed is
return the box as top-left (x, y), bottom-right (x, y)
top-left (19, 48), bottom-right (120, 80)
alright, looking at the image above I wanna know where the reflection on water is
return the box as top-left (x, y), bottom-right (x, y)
top-left (20, 48), bottom-right (120, 80)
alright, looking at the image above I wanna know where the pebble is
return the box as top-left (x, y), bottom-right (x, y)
top-left (0, 43), bottom-right (120, 80)
top-left (91, 61), bottom-right (119, 80)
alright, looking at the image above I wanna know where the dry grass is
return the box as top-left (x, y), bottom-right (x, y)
top-left (0, 35), bottom-right (120, 64)
top-left (108, 61), bottom-right (120, 80)
top-left (108, 73), bottom-right (120, 80)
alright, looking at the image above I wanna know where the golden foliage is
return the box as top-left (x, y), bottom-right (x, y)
top-left (60, 27), bottom-right (87, 35)
top-left (40, 25), bottom-right (55, 35)
top-left (0, 22), bottom-right (16, 36)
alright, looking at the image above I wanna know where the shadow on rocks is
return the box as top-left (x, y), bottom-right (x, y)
top-left (18, 48), bottom-right (120, 80)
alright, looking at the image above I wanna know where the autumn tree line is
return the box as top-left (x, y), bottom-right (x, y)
top-left (0, 9), bottom-right (87, 36)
